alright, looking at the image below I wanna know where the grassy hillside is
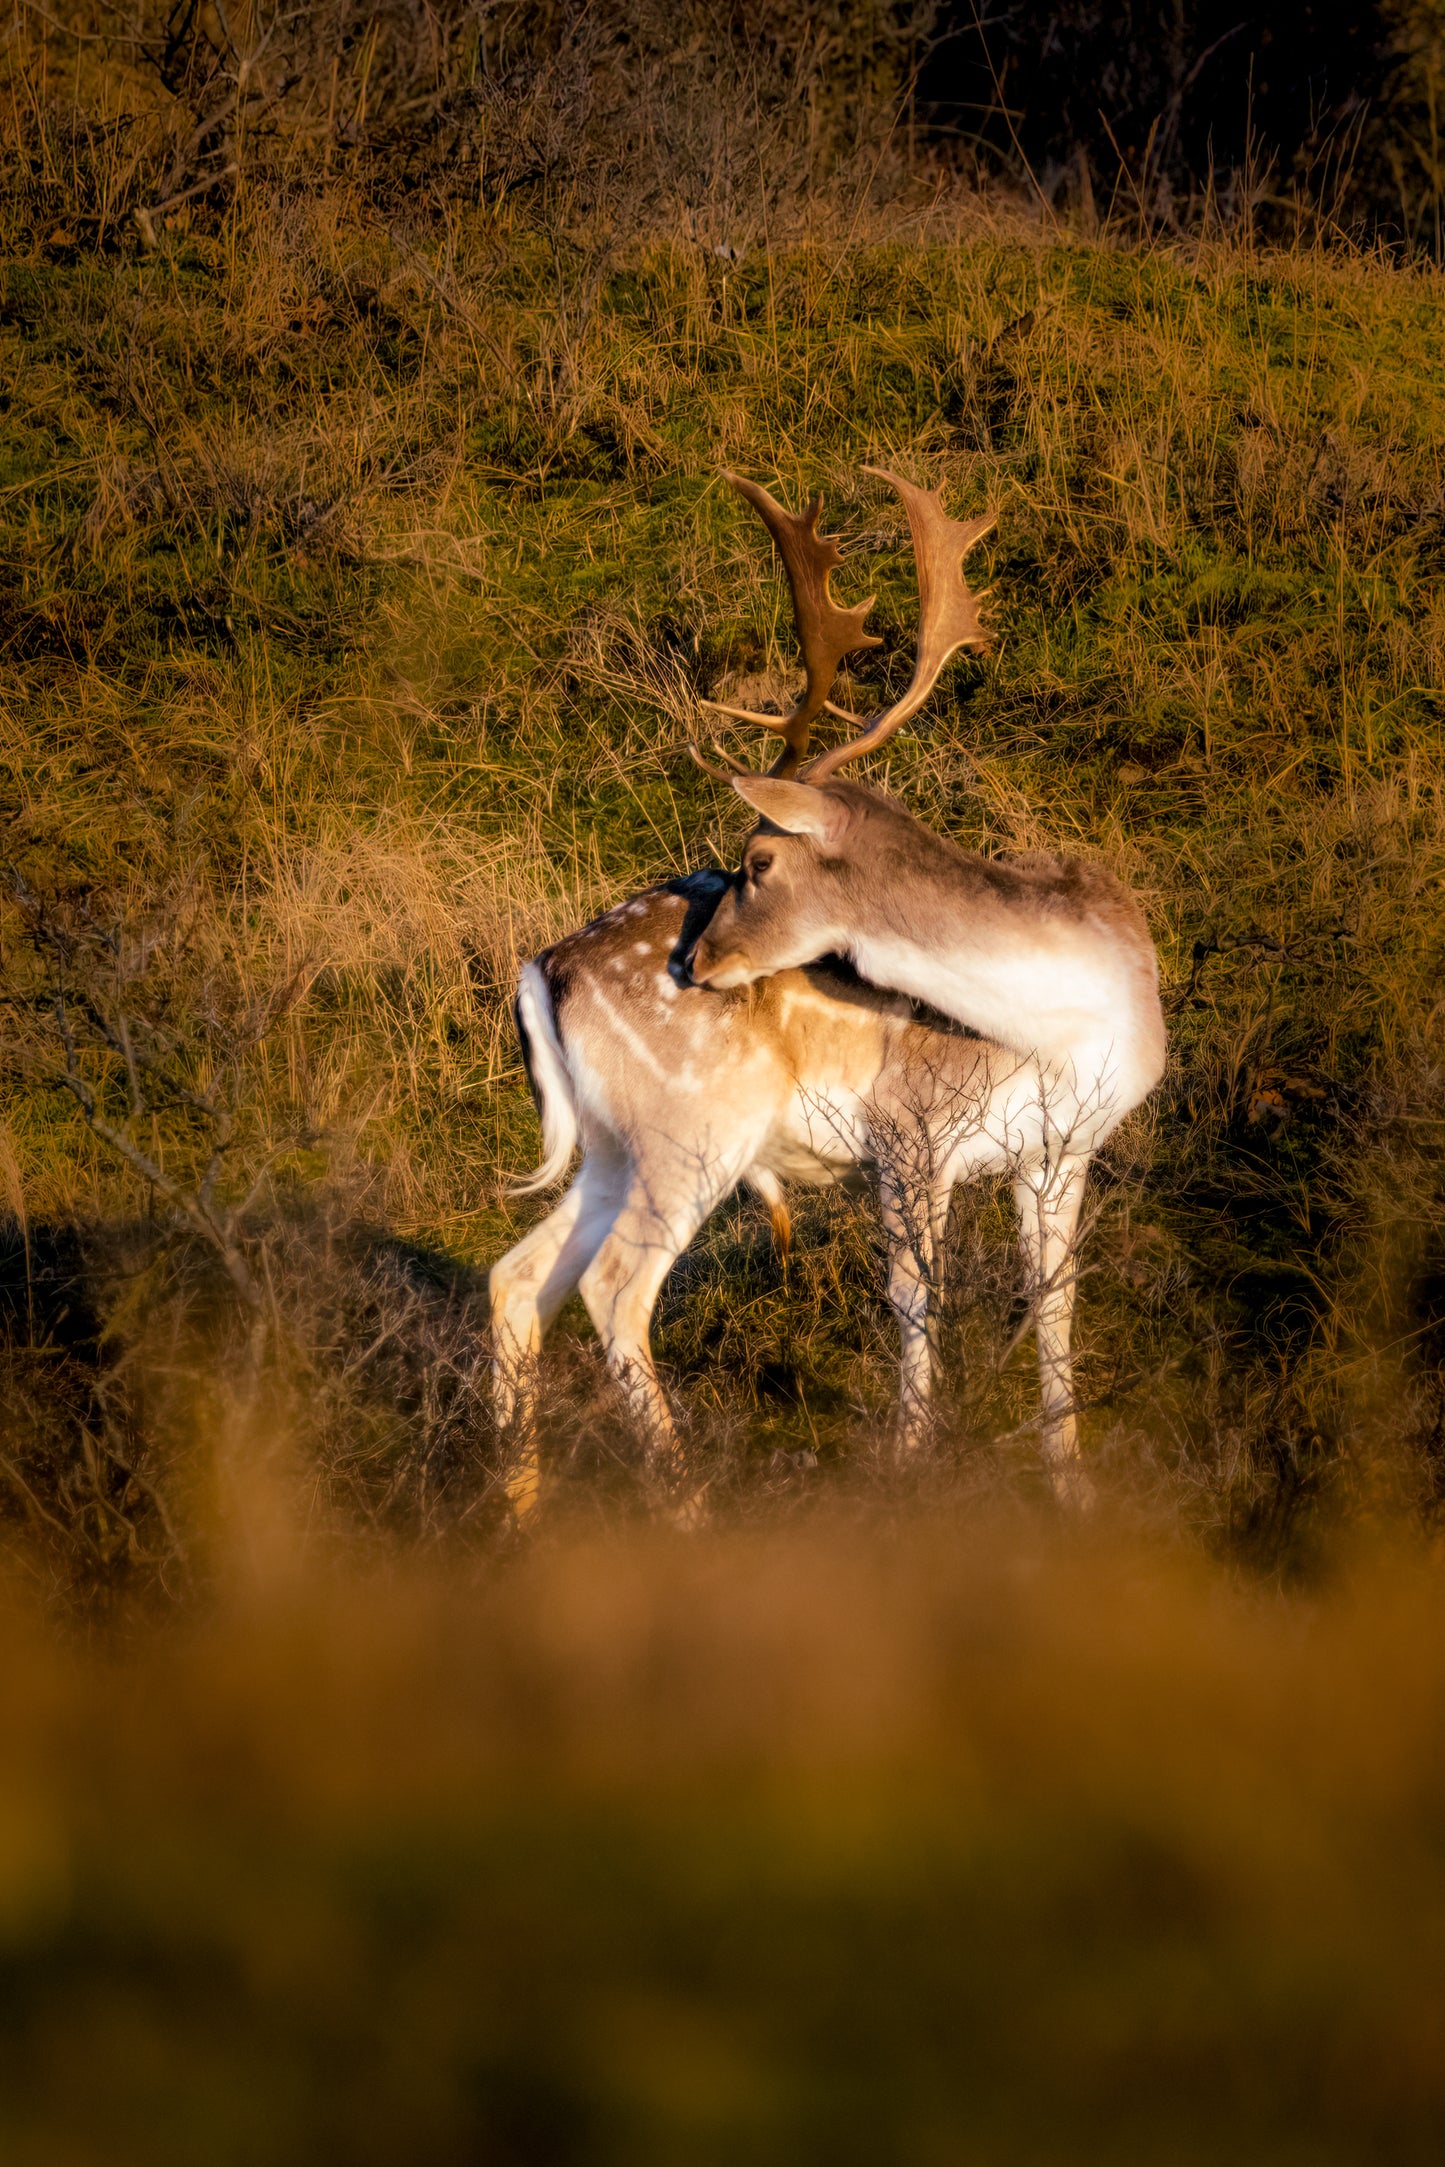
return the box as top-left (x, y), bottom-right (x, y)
top-left (6, 164), bottom-right (1445, 1579)
top-left (0, 9), bottom-right (1444, 1606)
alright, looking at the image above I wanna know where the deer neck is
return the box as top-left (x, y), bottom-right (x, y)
top-left (840, 856), bottom-right (1159, 1107)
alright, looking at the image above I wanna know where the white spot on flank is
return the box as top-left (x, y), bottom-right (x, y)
top-left (633, 941), bottom-right (651, 955)
top-left (658, 979), bottom-right (678, 1000)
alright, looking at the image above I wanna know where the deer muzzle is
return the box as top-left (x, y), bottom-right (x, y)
top-left (686, 934), bottom-right (756, 991)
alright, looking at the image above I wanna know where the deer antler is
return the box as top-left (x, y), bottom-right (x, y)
top-left (801, 469), bottom-right (994, 787)
top-left (696, 473), bottom-right (880, 779)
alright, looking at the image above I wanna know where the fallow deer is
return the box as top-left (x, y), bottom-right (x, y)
top-left (490, 879), bottom-right (1057, 1518)
top-left (490, 468), bottom-right (1158, 1514)
top-left (688, 467), bottom-right (1167, 1137)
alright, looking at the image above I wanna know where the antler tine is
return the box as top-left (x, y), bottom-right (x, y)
top-left (802, 467), bottom-right (994, 788)
top-left (687, 739), bottom-right (751, 783)
top-left (700, 472), bottom-right (880, 778)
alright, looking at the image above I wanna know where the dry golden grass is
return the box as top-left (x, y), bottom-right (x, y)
top-left (0, 12), bottom-right (1441, 1564)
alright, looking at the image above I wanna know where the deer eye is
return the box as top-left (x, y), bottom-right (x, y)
top-left (748, 854), bottom-right (773, 881)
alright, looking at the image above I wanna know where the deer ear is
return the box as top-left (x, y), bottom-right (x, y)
top-left (731, 777), bottom-right (853, 855)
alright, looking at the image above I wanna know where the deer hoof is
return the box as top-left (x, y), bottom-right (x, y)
top-left (659, 1467), bottom-right (710, 1531)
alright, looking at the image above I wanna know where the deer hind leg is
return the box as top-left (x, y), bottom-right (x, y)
top-left (489, 1148), bottom-right (627, 1516)
top-left (879, 1170), bottom-right (953, 1452)
top-left (1012, 1154), bottom-right (1094, 1509)
top-left (577, 1159), bottom-right (738, 1505)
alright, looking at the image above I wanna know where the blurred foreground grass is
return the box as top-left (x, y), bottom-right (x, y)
top-left (3, 1513), bottom-right (1445, 2163)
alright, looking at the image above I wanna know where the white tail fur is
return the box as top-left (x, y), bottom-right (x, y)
top-left (508, 962), bottom-right (578, 1195)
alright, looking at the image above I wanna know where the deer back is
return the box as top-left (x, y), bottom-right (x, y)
top-left (531, 874), bottom-right (1000, 1180)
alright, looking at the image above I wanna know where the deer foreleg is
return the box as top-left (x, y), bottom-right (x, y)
top-left (880, 1174), bottom-right (952, 1451)
top-left (1013, 1154), bottom-right (1093, 1509)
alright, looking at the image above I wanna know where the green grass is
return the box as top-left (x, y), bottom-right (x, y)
top-left (2, 80), bottom-right (1445, 1574)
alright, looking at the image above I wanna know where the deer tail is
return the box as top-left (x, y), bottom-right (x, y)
top-left (507, 962), bottom-right (579, 1196)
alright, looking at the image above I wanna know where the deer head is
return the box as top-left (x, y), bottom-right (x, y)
top-left (690, 468), bottom-right (995, 989)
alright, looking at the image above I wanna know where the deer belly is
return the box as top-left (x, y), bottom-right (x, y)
top-left (761, 1091), bottom-right (871, 1186)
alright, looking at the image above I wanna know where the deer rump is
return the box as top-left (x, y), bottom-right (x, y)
top-left (489, 871), bottom-right (1070, 1512)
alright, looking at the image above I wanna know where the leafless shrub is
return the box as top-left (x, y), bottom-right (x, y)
top-left (0, 1191), bottom-right (514, 1613)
